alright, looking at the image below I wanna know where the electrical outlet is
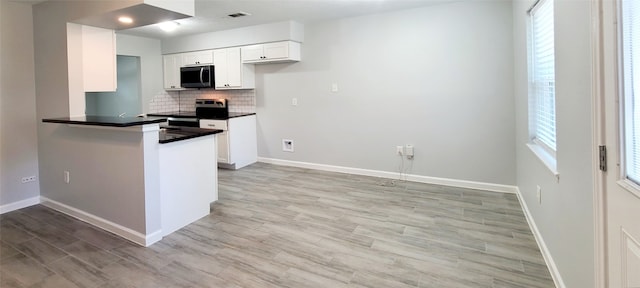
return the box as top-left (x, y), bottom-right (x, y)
top-left (21, 176), bottom-right (36, 183)
top-left (64, 171), bottom-right (70, 184)
top-left (396, 146), bottom-right (404, 156)
top-left (282, 139), bottom-right (294, 152)
top-left (405, 145), bottom-right (414, 159)
top-left (536, 185), bottom-right (541, 204)
top-left (291, 98), bottom-right (298, 106)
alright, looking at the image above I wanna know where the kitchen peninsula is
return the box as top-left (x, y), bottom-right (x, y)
top-left (41, 116), bottom-right (222, 246)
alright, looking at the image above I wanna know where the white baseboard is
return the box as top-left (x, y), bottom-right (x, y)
top-left (0, 196), bottom-right (41, 214)
top-left (40, 197), bottom-right (162, 247)
top-left (257, 157), bottom-right (518, 194)
top-left (515, 188), bottom-right (565, 288)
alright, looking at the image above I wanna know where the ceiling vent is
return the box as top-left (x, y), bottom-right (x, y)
top-left (228, 12), bottom-right (251, 18)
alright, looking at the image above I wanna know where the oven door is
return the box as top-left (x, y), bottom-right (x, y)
top-left (167, 117), bottom-right (199, 127)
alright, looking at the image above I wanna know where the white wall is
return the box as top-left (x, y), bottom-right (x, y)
top-left (115, 33), bottom-right (163, 113)
top-left (0, 1), bottom-right (40, 210)
top-left (513, 0), bottom-right (594, 287)
top-left (255, 1), bottom-right (516, 186)
top-left (38, 126), bottom-right (153, 234)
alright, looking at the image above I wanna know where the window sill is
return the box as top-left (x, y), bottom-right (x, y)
top-left (527, 143), bottom-right (559, 180)
top-left (617, 179), bottom-right (640, 200)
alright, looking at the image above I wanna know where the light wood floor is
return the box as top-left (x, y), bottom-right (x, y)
top-left (0, 163), bottom-right (554, 287)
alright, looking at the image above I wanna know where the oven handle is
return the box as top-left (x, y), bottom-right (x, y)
top-left (168, 117), bottom-right (198, 122)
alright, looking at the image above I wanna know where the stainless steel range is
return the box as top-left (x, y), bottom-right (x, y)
top-left (196, 99), bottom-right (228, 119)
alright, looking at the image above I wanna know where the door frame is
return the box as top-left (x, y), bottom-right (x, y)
top-left (590, 0), bottom-right (607, 287)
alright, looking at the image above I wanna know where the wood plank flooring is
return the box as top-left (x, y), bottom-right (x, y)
top-left (0, 163), bottom-right (555, 287)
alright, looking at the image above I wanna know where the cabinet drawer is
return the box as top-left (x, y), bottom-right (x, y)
top-left (199, 119), bottom-right (227, 130)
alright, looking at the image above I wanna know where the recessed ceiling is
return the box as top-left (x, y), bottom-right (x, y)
top-left (73, 4), bottom-right (192, 31)
top-left (120, 0), bottom-right (461, 39)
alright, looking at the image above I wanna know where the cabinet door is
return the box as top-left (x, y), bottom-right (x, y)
top-left (213, 49), bottom-right (229, 89)
top-left (199, 119), bottom-right (230, 164)
top-left (240, 41), bottom-right (300, 64)
top-left (241, 44), bottom-right (264, 62)
top-left (263, 42), bottom-right (289, 60)
top-left (214, 47), bottom-right (243, 89)
top-left (217, 131), bottom-right (230, 164)
top-left (183, 50), bottom-right (213, 66)
top-left (226, 47), bottom-right (242, 88)
top-left (163, 54), bottom-right (182, 90)
top-left (82, 26), bottom-right (116, 92)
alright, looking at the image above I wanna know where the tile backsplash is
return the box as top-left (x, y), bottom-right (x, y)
top-left (149, 89), bottom-right (256, 114)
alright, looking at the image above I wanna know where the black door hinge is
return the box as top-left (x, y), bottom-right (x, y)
top-left (599, 145), bottom-right (607, 172)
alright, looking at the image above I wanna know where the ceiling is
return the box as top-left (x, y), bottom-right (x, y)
top-left (120, 0), bottom-right (462, 39)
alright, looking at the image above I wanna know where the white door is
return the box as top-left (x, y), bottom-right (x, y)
top-left (213, 49), bottom-right (229, 89)
top-left (240, 44), bottom-right (264, 62)
top-left (226, 47), bottom-right (242, 88)
top-left (183, 50), bottom-right (213, 66)
top-left (600, 0), bottom-right (640, 287)
top-left (217, 131), bottom-right (230, 164)
top-left (163, 54), bottom-right (181, 89)
top-left (263, 42), bottom-right (289, 60)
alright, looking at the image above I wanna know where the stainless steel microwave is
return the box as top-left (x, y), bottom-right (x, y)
top-left (180, 65), bottom-right (215, 88)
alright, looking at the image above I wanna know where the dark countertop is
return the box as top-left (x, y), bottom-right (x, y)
top-left (42, 116), bottom-right (168, 127)
top-left (147, 111), bottom-right (256, 120)
top-left (42, 116), bottom-right (222, 144)
top-left (159, 126), bottom-right (222, 144)
top-left (226, 112), bottom-right (256, 119)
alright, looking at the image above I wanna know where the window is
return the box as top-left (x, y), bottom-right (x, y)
top-left (528, 0), bottom-right (556, 156)
top-left (622, 0), bottom-right (640, 183)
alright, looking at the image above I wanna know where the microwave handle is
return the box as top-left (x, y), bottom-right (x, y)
top-left (199, 67), bottom-right (204, 85)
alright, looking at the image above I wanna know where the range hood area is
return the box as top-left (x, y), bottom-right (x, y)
top-left (72, 0), bottom-right (194, 31)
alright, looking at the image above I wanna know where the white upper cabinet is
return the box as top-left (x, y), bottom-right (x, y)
top-left (163, 53), bottom-right (184, 90)
top-left (182, 50), bottom-right (213, 66)
top-left (241, 41), bottom-right (301, 64)
top-left (161, 40), bottom-right (301, 90)
top-left (82, 25), bottom-right (116, 92)
top-left (213, 47), bottom-right (254, 90)
top-left (241, 45), bottom-right (265, 62)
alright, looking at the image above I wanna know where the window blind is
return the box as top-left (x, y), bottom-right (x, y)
top-left (530, 0), bottom-right (556, 152)
top-left (622, 0), bottom-right (640, 183)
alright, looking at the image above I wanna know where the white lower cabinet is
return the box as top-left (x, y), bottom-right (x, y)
top-left (200, 115), bottom-right (257, 169)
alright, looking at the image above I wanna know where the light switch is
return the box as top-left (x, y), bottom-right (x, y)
top-left (331, 83), bottom-right (338, 92)
top-left (291, 98), bottom-right (298, 106)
